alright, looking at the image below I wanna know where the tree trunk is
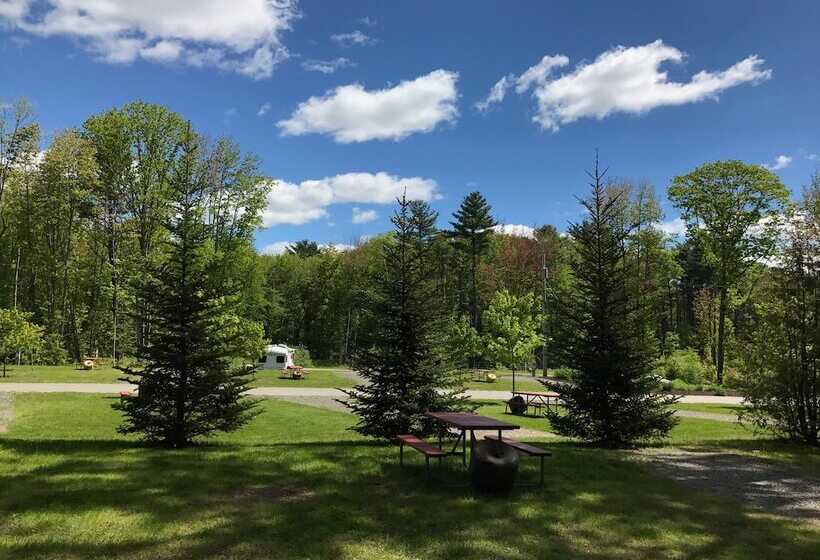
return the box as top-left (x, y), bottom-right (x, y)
top-left (716, 287), bottom-right (727, 384)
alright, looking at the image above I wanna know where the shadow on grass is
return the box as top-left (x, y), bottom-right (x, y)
top-left (1, 437), bottom-right (818, 560)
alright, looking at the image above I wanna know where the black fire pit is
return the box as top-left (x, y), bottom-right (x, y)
top-left (469, 438), bottom-right (519, 493)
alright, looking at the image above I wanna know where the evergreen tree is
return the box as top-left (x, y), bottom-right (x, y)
top-left (449, 191), bottom-right (496, 332)
top-left (287, 239), bottom-right (321, 258)
top-left (343, 194), bottom-right (469, 440)
top-left (113, 126), bottom-right (259, 447)
top-left (546, 157), bottom-right (677, 447)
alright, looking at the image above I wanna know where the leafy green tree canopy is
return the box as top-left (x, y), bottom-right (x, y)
top-left (0, 307), bottom-right (43, 377)
top-left (483, 289), bottom-right (543, 392)
top-left (669, 160), bottom-right (790, 383)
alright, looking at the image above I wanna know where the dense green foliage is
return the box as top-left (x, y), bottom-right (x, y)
top-left (740, 182), bottom-right (820, 445)
top-left (113, 129), bottom-right (261, 447)
top-left (669, 160), bottom-right (790, 383)
top-left (0, 307), bottom-right (42, 377)
top-left (483, 289), bottom-right (543, 391)
top-left (2, 96), bottom-right (818, 447)
top-left (342, 195), bottom-right (469, 439)
top-left (547, 160), bottom-right (677, 446)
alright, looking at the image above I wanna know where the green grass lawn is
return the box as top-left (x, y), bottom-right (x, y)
top-left (1, 393), bottom-right (818, 559)
top-left (462, 373), bottom-right (547, 392)
top-left (249, 368), bottom-right (356, 388)
top-left (673, 403), bottom-right (747, 415)
top-left (0, 364), bottom-right (356, 388)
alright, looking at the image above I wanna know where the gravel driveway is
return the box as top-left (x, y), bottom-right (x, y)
top-left (639, 449), bottom-right (820, 525)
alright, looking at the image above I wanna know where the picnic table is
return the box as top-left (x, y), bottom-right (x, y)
top-left (510, 390), bottom-right (561, 415)
top-left (426, 412), bottom-right (520, 466)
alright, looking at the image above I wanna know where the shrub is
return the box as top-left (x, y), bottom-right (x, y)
top-left (33, 333), bottom-right (68, 365)
top-left (660, 349), bottom-right (710, 385)
top-left (293, 346), bottom-right (314, 367)
top-left (550, 366), bottom-right (578, 381)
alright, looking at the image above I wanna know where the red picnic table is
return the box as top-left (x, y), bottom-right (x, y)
top-left (510, 390), bottom-right (562, 415)
top-left (426, 412), bottom-right (520, 466)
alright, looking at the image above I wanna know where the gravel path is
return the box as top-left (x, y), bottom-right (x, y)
top-left (0, 392), bottom-right (12, 433)
top-left (271, 395), bottom-right (556, 440)
top-left (0, 382), bottom-right (745, 404)
top-left (639, 449), bottom-right (820, 525)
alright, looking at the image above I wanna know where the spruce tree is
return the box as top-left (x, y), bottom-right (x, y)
top-left (546, 157), bottom-right (676, 447)
top-left (113, 126), bottom-right (259, 447)
top-left (449, 191), bottom-right (496, 332)
top-left (343, 194), bottom-right (469, 440)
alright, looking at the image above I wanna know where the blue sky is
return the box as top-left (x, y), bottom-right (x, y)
top-left (1, 0), bottom-right (818, 253)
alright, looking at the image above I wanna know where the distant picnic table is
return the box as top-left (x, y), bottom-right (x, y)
top-left (509, 390), bottom-right (562, 415)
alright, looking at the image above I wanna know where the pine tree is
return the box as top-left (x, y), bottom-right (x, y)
top-left (449, 191), bottom-right (496, 332)
top-left (113, 126), bottom-right (259, 447)
top-left (547, 157), bottom-right (677, 447)
top-left (343, 194), bottom-right (469, 440)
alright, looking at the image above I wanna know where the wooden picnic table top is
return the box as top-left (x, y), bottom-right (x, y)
top-left (426, 412), bottom-right (520, 431)
top-left (511, 390), bottom-right (561, 398)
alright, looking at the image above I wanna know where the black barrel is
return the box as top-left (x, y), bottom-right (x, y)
top-left (469, 439), bottom-right (519, 493)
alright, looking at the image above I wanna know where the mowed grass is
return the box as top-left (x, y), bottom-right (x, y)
top-left (673, 403), bottom-right (747, 415)
top-left (0, 365), bottom-right (356, 388)
top-left (462, 374), bottom-right (547, 392)
top-left (1, 393), bottom-right (818, 559)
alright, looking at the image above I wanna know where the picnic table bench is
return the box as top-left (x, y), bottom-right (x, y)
top-left (397, 434), bottom-right (448, 483)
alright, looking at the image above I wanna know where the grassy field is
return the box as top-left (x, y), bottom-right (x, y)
top-left (673, 403), bottom-right (747, 415)
top-left (462, 373), bottom-right (547, 392)
top-left (1, 393), bottom-right (818, 559)
top-left (0, 365), bottom-right (357, 388)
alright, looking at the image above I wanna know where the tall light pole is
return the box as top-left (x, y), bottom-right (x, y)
top-left (540, 254), bottom-right (549, 377)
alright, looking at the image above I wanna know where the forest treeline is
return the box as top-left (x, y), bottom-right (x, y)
top-left (0, 99), bottom-right (817, 391)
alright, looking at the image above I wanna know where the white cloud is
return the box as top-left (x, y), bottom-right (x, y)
top-left (261, 171), bottom-right (439, 226)
top-left (302, 57), bottom-right (355, 74)
top-left (260, 241), bottom-right (356, 256)
top-left (352, 207), bottom-right (378, 224)
top-left (656, 217), bottom-right (687, 236)
top-left (0, 0), bottom-right (297, 79)
top-left (478, 40), bottom-right (771, 131)
top-left (492, 224), bottom-right (536, 239)
top-left (257, 103), bottom-right (271, 116)
top-left (359, 16), bottom-right (376, 27)
top-left (260, 241), bottom-right (294, 256)
top-left (808, 154), bottom-right (819, 162)
top-left (515, 55), bottom-right (570, 93)
top-left (330, 30), bottom-right (375, 47)
top-left (475, 74), bottom-right (514, 112)
top-left (762, 155), bottom-right (793, 170)
top-left (278, 69), bottom-right (459, 142)
top-left (140, 39), bottom-right (182, 62)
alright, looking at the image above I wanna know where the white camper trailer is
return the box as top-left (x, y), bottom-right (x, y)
top-left (260, 344), bottom-right (295, 370)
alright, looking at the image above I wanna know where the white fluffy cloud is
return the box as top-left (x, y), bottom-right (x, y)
top-left (477, 40), bottom-right (770, 130)
top-left (656, 217), bottom-right (687, 236)
top-left (762, 155), bottom-right (792, 170)
top-left (0, 0), bottom-right (297, 79)
top-left (257, 103), bottom-right (271, 117)
top-left (475, 75), bottom-right (514, 112)
top-left (260, 241), bottom-right (355, 256)
top-left (352, 207), bottom-right (378, 224)
top-left (330, 30), bottom-right (375, 47)
top-left (302, 57), bottom-right (355, 74)
top-left (262, 171), bottom-right (439, 226)
top-left (277, 69), bottom-right (459, 142)
top-left (492, 224), bottom-right (536, 239)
